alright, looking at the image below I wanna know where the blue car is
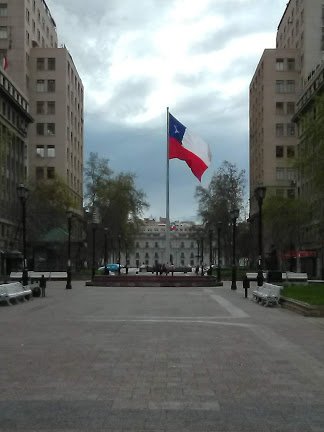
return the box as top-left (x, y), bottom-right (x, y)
top-left (106, 263), bottom-right (121, 272)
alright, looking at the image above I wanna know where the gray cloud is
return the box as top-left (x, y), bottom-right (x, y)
top-left (45, 0), bottom-right (287, 220)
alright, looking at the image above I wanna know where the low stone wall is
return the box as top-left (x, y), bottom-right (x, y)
top-left (280, 297), bottom-right (324, 317)
top-left (87, 275), bottom-right (222, 287)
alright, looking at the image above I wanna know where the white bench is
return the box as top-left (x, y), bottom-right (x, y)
top-left (246, 272), bottom-right (267, 281)
top-left (284, 272), bottom-right (308, 283)
top-left (0, 282), bottom-right (33, 305)
top-left (252, 282), bottom-right (282, 307)
top-left (10, 271), bottom-right (67, 281)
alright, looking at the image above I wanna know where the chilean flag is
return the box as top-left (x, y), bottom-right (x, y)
top-left (168, 112), bottom-right (211, 181)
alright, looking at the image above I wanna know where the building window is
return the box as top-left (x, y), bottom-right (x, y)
top-left (287, 145), bottom-right (295, 158)
top-left (287, 102), bottom-right (295, 114)
top-left (36, 145), bottom-right (44, 157)
top-left (287, 123), bottom-right (295, 136)
top-left (36, 79), bottom-right (45, 92)
top-left (48, 58), bottom-right (56, 70)
top-left (36, 58), bottom-right (44, 70)
top-left (287, 168), bottom-right (296, 181)
top-left (276, 146), bottom-right (284, 157)
top-left (287, 58), bottom-right (295, 71)
top-left (36, 123), bottom-right (44, 135)
top-left (276, 102), bottom-right (284, 115)
top-left (36, 101), bottom-right (45, 114)
top-left (47, 145), bottom-right (55, 157)
top-left (47, 123), bottom-right (55, 135)
top-left (0, 4), bottom-right (8, 17)
top-left (276, 80), bottom-right (285, 93)
top-left (276, 58), bottom-right (284, 71)
top-left (47, 101), bottom-right (55, 114)
top-left (0, 26), bottom-right (8, 39)
top-left (47, 167), bottom-right (55, 179)
top-left (276, 167), bottom-right (285, 180)
top-left (276, 123), bottom-right (284, 136)
top-left (286, 80), bottom-right (295, 93)
top-left (47, 80), bottom-right (55, 92)
top-left (36, 167), bottom-right (44, 180)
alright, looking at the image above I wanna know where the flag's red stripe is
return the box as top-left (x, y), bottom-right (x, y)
top-left (169, 137), bottom-right (208, 181)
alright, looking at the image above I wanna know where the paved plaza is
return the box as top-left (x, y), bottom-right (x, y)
top-left (0, 280), bottom-right (324, 431)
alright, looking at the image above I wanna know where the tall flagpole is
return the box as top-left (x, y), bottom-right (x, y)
top-left (166, 107), bottom-right (171, 265)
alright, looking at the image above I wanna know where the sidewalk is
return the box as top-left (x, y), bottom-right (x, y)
top-left (0, 280), bottom-right (323, 431)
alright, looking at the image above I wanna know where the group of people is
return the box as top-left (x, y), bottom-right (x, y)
top-left (153, 263), bottom-right (175, 276)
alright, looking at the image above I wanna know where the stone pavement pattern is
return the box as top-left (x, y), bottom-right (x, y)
top-left (0, 280), bottom-right (324, 431)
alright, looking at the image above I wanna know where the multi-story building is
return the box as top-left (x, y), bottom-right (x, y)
top-left (250, 48), bottom-right (299, 210)
top-left (250, 0), bottom-right (324, 275)
top-left (0, 69), bottom-right (33, 275)
top-left (114, 218), bottom-right (206, 269)
top-left (0, 0), bottom-right (84, 211)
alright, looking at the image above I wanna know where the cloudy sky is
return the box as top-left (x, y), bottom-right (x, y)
top-left (46, 0), bottom-right (287, 221)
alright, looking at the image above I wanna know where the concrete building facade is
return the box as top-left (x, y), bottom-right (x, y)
top-left (0, 0), bottom-right (83, 211)
top-left (0, 69), bottom-right (33, 275)
top-left (250, 0), bottom-right (324, 275)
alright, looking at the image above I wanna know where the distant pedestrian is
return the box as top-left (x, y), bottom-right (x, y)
top-left (171, 264), bottom-right (175, 276)
top-left (195, 265), bottom-right (199, 276)
top-left (40, 274), bottom-right (46, 297)
top-left (162, 263), bottom-right (167, 275)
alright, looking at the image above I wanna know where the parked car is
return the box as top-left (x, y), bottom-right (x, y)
top-left (98, 263), bottom-right (123, 273)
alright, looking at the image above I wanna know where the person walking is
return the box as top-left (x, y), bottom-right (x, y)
top-left (40, 274), bottom-right (46, 297)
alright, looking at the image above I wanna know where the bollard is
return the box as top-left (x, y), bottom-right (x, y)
top-left (242, 275), bottom-right (250, 298)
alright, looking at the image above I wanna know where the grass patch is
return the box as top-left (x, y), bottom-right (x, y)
top-left (281, 284), bottom-right (324, 305)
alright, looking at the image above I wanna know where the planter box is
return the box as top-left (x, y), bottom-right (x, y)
top-left (280, 297), bottom-right (324, 317)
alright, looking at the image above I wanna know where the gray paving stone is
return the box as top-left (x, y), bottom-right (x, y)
top-left (0, 281), bottom-right (323, 431)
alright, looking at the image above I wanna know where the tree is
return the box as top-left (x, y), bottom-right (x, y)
top-left (84, 152), bottom-right (149, 257)
top-left (263, 195), bottom-right (310, 269)
top-left (195, 161), bottom-right (246, 265)
top-left (26, 176), bottom-right (75, 243)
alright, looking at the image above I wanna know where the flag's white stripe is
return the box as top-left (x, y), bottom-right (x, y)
top-left (182, 129), bottom-right (211, 166)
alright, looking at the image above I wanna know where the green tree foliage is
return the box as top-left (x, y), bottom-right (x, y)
top-left (263, 195), bottom-right (310, 256)
top-left (296, 94), bottom-right (324, 193)
top-left (84, 152), bottom-right (149, 248)
top-left (195, 161), bottom-right (246, 264)
top-left (26, 176), bottom-right (74, 242)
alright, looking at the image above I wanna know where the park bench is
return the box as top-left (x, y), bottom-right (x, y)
top-left (10, 271), bottom-right (67, 281)
top-left (283, 272), bottom-right (308, 284)
top-left (252, 282), bottom-right (282, 307)
top-left (246, 272), bottom-right (267, 281)
top-left (0, 282), bottom-right (33, 305)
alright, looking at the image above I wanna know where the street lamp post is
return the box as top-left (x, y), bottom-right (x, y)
top-left (255, 186), bottom-right (266, 286)
top-left (217, 222), bottom-right (222, 282)
top-left (104, 228), bottom-right (108, 265)
top-left (118, 234), bottom-right (121, 275)
top-left (17, 184), bottom-right (29, 286)
top-left (200, 236), bottom-right (204, 276)
top-left (209, 228), bottom-right (213, 273)
top-left (91, 209), bottom-right (99, 280)
top-left (66, 210), bottom-right (73, 289)
top-left (230, 208), bottom-right (239, 290)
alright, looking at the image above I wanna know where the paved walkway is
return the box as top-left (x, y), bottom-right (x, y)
top-left (0, 280), bottom-right (323, 431)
